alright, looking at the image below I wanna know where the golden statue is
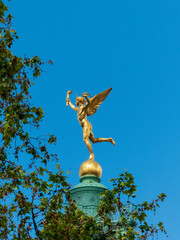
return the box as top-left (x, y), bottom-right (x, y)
top-left (66, 87), bottom-right (115, 161)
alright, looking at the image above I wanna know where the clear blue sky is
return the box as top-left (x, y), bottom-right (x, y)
top-left (9, 0), bottom-right (180, 239)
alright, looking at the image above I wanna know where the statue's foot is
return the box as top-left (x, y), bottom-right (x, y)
top-left (89, 153), bottom-right (95, 160)
top-left (109, 138), bottom-right (115, 146)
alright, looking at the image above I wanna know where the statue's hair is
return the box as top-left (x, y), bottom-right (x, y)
top-left (76, 97), bottom-right (86, 104)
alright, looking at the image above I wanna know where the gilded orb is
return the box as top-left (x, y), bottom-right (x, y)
top-left (79, 160), bottom-right (102, 178)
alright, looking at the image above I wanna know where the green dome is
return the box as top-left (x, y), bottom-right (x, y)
top-left (71, 175), bottom-right (107, 217)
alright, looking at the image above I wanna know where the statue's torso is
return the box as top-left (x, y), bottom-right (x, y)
top-left (77, 106), bottom-right (87, 127)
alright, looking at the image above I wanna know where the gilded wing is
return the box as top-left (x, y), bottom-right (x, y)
top-left (86, 87), bottom-right (112, 116)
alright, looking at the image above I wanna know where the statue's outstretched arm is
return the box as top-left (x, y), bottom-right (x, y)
top-left (68, 100), bottom-right (78, 111)
top-left (66, 90), bottom-right (78, 111)
top-left (82, 93), bottom-right (90, 105)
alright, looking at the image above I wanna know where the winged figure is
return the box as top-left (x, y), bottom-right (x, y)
top-left (66, 88), bottom-right (115, 160)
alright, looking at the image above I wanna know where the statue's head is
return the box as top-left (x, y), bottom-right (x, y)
top-left (76, 96), bottom-right (86, 106)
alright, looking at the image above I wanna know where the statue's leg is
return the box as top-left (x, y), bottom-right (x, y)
top-left (83, 124), bottom-right (94, 159)
top-left (90, 132), bottom-right (115, 145)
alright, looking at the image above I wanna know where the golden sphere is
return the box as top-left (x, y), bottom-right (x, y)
top-left (79, 160), bottom-right (102, 178)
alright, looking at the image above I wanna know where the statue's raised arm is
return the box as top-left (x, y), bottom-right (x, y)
top-left (66, 90), bottom-right (78, 111)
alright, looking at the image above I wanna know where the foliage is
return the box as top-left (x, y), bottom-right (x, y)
top-left (0, 1), bottom-right (167, 239)
top-left (97, 171), bottom-right (167, 239)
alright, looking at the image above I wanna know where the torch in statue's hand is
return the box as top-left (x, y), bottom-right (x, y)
top-left (66, 90), bottom-right (72, 106)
